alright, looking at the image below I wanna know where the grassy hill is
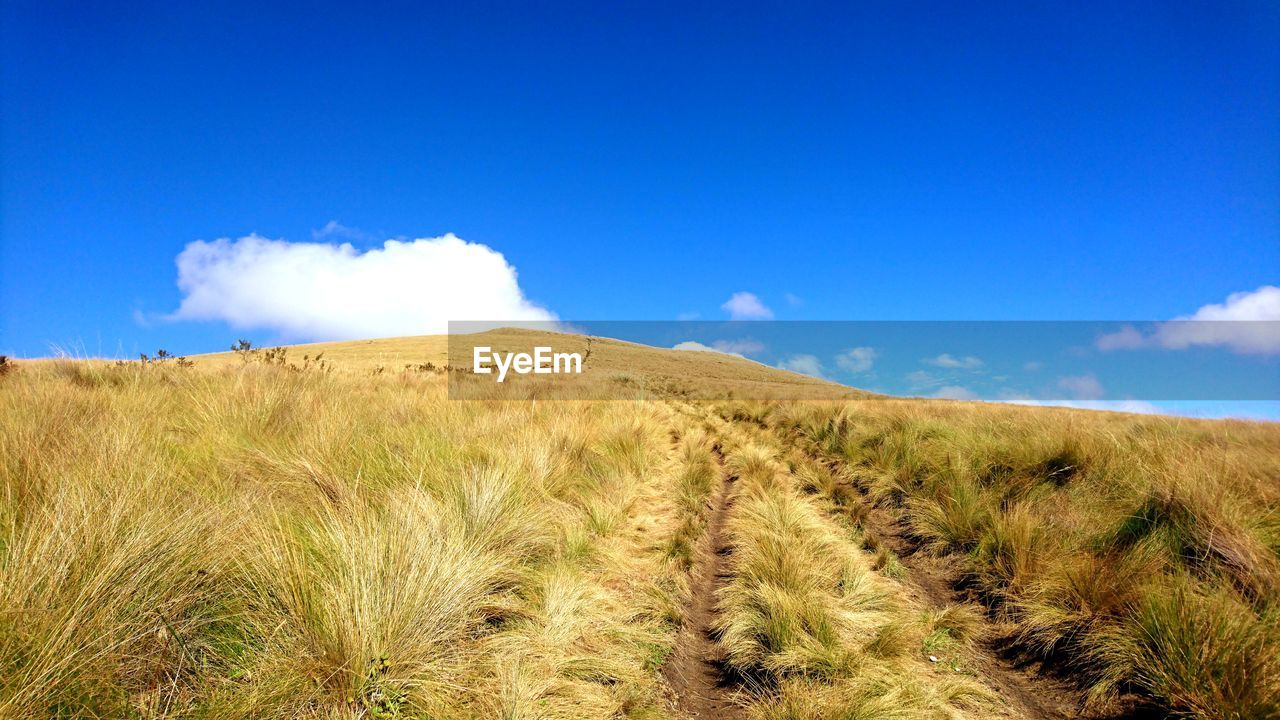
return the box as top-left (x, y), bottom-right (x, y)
top-left (1, 333), bottom-right (1276, 719)
top-left (189, 328), bottom-right (866, 400)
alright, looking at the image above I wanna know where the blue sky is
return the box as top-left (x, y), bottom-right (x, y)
top-left (2, 1), bottom-right (1277, 413)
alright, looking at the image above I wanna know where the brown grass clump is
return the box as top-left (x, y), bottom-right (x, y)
top-left (660, 426), bottom-right (720, 570)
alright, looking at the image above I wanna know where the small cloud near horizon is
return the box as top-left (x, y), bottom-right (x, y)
top-left (722, 291), bottom-right (774, 320)
top-left (1057, 373), bottom-right (1105, 400)
top-left (1002, 398), bottom-right (1165, 415)
top-left (778, 354), bottom-right (823, 378)
top-left (714, 338), bottom-right (766, 355)
top-left (835, 346), bottom-right (876, 373)
top-left (673, 341), bottom-right (734, 356)
top-left (932, 385), bottom-right (978, 400)
top-left (905, 369), bottom-right (942, 390)
top-left (924, 353), bottom-right (984, 370)
top-left (672, 338), bottom-right (765, 358)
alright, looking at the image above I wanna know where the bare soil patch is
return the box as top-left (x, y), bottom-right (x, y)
top-left (662, 444), bottom-right (748, 719)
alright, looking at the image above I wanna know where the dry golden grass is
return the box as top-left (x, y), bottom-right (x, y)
top-left (767, 398), bottom-right (1280, 719)
top-left (0, 359), bottom-right (685, 718)
top-left (711, 435), bottom-right (1003, 720)
top-left (3, 334), bottom-right (1277, 720)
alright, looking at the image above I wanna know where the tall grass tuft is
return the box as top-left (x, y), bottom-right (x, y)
top-left (0, 361), bottom-right (682, 718)
top-left (781, 397), bottom-right (1280, 719)
top-left (1090, 584), bottom-right (1280, 719)
top-left (713, 442), bottom-right (994, 718)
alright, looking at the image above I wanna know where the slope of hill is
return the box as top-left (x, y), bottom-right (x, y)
top-left (191, 328), bottom-right (868, 400)
top-left (1, 332), bottom-right (1276, 720)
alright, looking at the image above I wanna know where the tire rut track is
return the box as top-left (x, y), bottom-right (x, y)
top-left (661, 442), bottom-right (747, 719)
top-left (860, 503), bottom-right (1084, 719)
top-left (823, 455), bottom-right (1158, 720)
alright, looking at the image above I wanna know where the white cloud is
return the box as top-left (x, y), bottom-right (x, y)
top-left (672, 338), bottom-right (765, 358)
top-left (1079, 400), bottom-right (1164, 414)
top-left (905, 370), bottom-right (942, 389)
top-left (1057, 373), bottom-right (1104, 400)
top-left (722, 291), bottom-right (774, 320)
top-left (1095, 325), bottom-right (1145, 351)
top-left (1023, 360), bottom-right (1043, 372)
top-left (1096, 285), bottom-right (1280, 355)
top-left (835, 346), bottom-right (877, 373)
top-left (784, 292), bottom-right (803, 307)
top-left (673, 341), bottom-right (725, 354)
top-left (1179, 285), bottom-right (1280, 322)
top-left (778, 354), bottom-right (823, 378)
top-left (932, 385), bottom-right (978, 400)
top-left (714, 338), bottom-right (765, 355)
top-left (676, 311), bottom-right (701, 321)
top-left (1002, 398), bottom-right (1165, 415)
top-left (924, 353), bottom-right (984, 370)
top-left (167, 233), bottom-right (556, 341)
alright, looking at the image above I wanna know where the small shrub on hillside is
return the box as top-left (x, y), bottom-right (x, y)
top-left (139, 348), bottom-right (194, 367)
top-left (404, 361), bottom-right (446, 374)
top-left (231, 338), bottom-right (254, 360)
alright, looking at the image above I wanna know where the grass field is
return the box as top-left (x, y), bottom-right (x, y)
top-left (764, 398), bottom-right (1280, 719)
top-left (2, 332), bottom-right (1276, 719)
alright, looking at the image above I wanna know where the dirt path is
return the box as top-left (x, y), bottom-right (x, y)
top-left (858, 504), bottom-right (1084, 719)
top-left (661, 444), bottom-right (747, 719)
top-left (846, 466), bottom-right (1159, 720)
top-left (658, 414), bottom-right (1160, 719)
